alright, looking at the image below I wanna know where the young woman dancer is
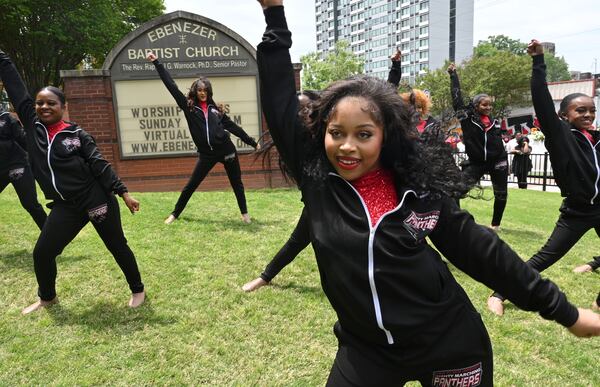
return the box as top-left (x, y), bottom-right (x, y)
top-left (0, 107), bottom-right (47, 229)
top-left (256, 2), bottom-right (599, 385)
top-left (146, 53), bottom-right (259, 224)
top-left (387, 50), bottom-right (439, 136)
top-left (487, 40), bottom-right (600, 316)
top-left (0, 50), bottom-right (145, 314)
top-left (448, 63), bottom-right (508, 230)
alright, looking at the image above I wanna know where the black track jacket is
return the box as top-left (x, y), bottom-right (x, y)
top-left (449, 71), bottom-right (506, 164)
top-left (0, 110), bottom-right (28, 173)
top-left (0, 51), bottom-right (127, 201)
top-left (152, 59), bottom-right (257, 156)
top-left (257, 6), bottom-right (578, 348)
top-left (531, 54), bottom-right (600, 207)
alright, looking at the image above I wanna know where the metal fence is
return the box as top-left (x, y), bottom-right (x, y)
top-left (454, 152), bottom-right (557, 191)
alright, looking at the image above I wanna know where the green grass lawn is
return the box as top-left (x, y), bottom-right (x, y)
top-left (0, 186), bottom-right (598, 385)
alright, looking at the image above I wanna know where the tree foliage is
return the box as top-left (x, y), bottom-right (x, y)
top-left (545, 53), bottom-right (571, 82)
top-left (473, 35), bottom-right (527, 57)
top-left (0, 0), bottom-right (164, 95)
top-left (300, 40), bottom-right (364, 91)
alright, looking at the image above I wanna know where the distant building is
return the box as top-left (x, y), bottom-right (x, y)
top-left (314, 0), bottom-right (474, 83)
top-left (541, 41), bottom-right (555, 55)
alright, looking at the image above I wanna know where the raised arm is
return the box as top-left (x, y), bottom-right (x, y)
top-left (528, 40), bottom-right (563, 138)
top-left (429, 197), bottom-right (586, 331)
top-left (447, 63), bottom-right (465, 112)
top-left (386, 49), bottom-right (402, 88)
top-left (146, 53), bottom-right (189, 111)
top-left (256, 1), bottom-right (306, 183)
top-left (0, 50), bottom-right (38, 131)
top-left (221, 114), bottom-right (258, 148)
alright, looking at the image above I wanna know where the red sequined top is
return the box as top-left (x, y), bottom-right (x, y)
top-left (351, 168), bottom-right (398, 227)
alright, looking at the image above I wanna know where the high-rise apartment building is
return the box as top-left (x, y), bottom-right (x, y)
top-left (315, 0), bottom-right (474, 83)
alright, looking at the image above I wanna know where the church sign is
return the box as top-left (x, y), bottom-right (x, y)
top-left (103, 11), bottom-right (261, 159)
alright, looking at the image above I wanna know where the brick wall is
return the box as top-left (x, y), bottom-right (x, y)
top-left (61, 65), bottom-right (302, 192)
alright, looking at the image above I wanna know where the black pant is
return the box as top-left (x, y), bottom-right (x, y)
top-left (0, 165), bottom-right (47, 230)
top-left (462, 157), bottom-right (508, 226)
top-left (493, 201), bottom-right (600, 301)
top-left (172, 152), bottom-right (247, 218)
top-left (260, 208), bottom-right (310, 281)
top-left (514, 170), bottom-right (529, 189)
top-left (326, 309), bottom-right (493, 386)
top-left (33, 185), bottom-right (143, 301)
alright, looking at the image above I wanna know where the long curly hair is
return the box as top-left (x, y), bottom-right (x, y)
top-left (303, 76), bottom-right (471, 199)
top-left (186, 77), bottom-right (218, 111)
top-left (256, 90), bottom-right (320, 184)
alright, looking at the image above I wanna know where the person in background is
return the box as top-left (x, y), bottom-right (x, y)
top-left (0, 106), bottom-right (47, 229)
top-left (448, 63), bottom-right (509, 231)
top-left (147, 52), bottom-right (259, 225)
top-left (510, 135), bottom-right (532, 189)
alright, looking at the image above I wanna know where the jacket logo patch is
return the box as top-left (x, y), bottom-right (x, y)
top-left (432, 362), bottom-right (482, 386)
top-left (494, 159), bottom-right (508, 170)
top-left (0, 120), bottom-right (6, 128)
top-left (402, 210), bottom-right (440, 241)
top-left (88, 204), bottom-right (108, 223)
top-left (62, 137), bottom-right (81, 152)
top-left (8, 167), bottom-right (25, 181)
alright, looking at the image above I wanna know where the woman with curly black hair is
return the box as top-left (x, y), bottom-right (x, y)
top-left (256, 1), bottom-right (600, 385)
top-left (147, 52), bottom-right (259, 224)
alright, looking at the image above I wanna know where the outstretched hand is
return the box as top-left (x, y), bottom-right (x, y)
top-left (568, 308), bottom-right (600, 337)
top-left (121, 192), bottom-right (140, 214)
top-left (146, 52), bottom-right (157, 62)
top-left (257, 0), bottom-right (283, 9)
top-left (447, 63), bottom-right (456, 74)
top-left (527, 40), bottom-right (543, 56)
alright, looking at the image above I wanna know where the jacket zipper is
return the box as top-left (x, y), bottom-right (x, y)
top-left (332, 173), bottom-right (416, 345)
top-left (471, 118), bottom-right (497, 162)
top-left (39, 123), bottom-right (82, 201)
top-left (194, 105), bottom-right (213, 151)
top-left (571, 129), bottom-right (600, 204)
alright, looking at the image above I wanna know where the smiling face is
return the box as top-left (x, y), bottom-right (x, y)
top-left (324, 96), bottom-right (384, 181)
top-left (35, 89), bottom-right (65, 125)
top-left (475, 96), bottom-right (493, 116)
top-left (196, 82), bottom-right (208, 103)
top-left (562, 96), bottom-right (596, 130)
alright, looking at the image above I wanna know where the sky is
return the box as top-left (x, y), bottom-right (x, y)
top-left (164, 0), bottom-right (600, 73)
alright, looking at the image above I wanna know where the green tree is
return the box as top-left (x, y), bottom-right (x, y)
top-left (300, 40), bottom-right (364, 90)
top-left (474, 35), bottom-right (570, 81)
top-left (545, 53), bottom-right (571, 81)
top-left (474, 35), bottom-right (527, 57)
top-left (0, 0), bottom-right (164, 95)
top-left (417, 51), bottom-right (530, 118)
